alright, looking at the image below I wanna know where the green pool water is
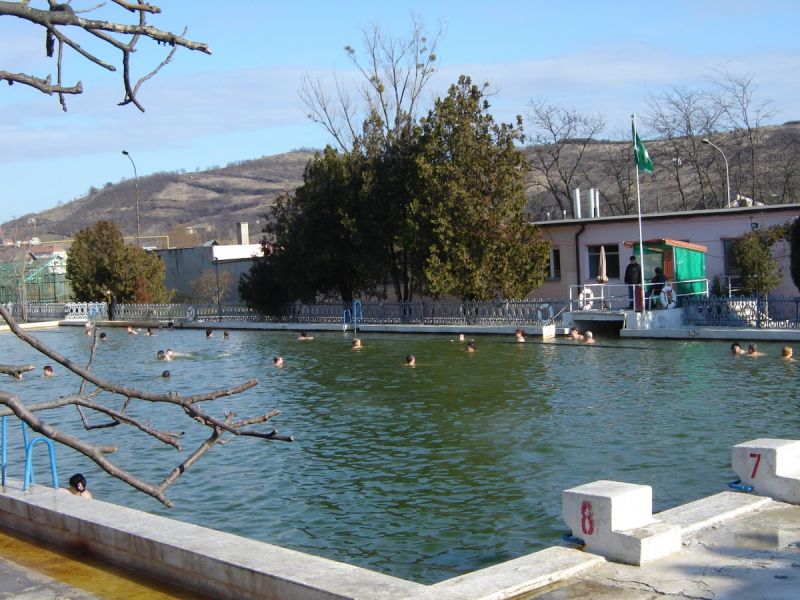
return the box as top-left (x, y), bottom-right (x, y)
top-left (2, 327), bottom-right (797, 584)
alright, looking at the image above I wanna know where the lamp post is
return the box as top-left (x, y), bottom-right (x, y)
top-left (121, 150), bottom-right (140, 246)
top-left (213, 257), bottom-right (221, 322)
top-left (701, 138), bottom-right (731, 208)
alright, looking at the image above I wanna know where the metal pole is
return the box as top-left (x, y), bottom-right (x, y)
top-left (214, 258), bottom-right (221, 322)
top-left (701, 139), bottom-right (731, 208)
top-left (121, 150), bottom-right (141, 246)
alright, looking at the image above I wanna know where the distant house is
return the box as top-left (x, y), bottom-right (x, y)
top-left (533, 203), bottom-right (800, 300)
top-left (155, 223), bottom-right (263, 303)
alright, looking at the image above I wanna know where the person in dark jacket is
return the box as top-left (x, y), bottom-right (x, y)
top-left (624, 256), bottom-right (641, 309)
top-left (650, 266), bottom-right (667, 302)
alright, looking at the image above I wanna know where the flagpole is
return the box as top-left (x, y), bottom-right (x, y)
top-left (632, 114), bottom-right (646, 312)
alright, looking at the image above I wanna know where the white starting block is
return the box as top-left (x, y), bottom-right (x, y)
top-left (563, 480), bottom-right (681, 565)
top-left (732, 439), bottom-right (800, 504)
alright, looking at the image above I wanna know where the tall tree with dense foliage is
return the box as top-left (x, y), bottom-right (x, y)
top-left (261, 147), bottom-right (386, 303)
top-left (411, 76), bottom-right (550, 300)
top-left (67, 220), bottom-right (170, 302)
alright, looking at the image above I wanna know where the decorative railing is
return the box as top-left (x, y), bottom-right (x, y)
top-left (684, 296), bottom-right (800, 329)
top-left (9, 296), bottom-right (800, 329)
top-left (8, 300), bottom-right (565, 327)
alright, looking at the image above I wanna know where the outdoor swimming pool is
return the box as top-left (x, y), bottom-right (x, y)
top-left (1, 326), bottom-right (798, 584)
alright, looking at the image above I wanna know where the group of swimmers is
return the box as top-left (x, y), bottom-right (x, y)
top-left (730, 342), bottom-right (794, 360)
top-left (569, 327), bottom-right (594, 344)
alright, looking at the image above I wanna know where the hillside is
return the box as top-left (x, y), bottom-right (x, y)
top-left (3, 123), bottom-right (799, 246)
top-left (2, 151), bottom-right (315, 246)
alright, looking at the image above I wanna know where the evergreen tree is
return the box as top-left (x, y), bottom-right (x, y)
top-left (733, 223), bottom-right (789, 296)
top-left (412, 76), bottom-right (550, 300)
top-left (67, 221), bottom-right (170, 302)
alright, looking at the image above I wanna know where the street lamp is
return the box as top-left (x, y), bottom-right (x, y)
top-left (121, 150), bottom-right (140, 246)
top-left (701, 138), bottom-right (731, 208)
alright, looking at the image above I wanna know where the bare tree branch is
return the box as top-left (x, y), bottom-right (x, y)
top-left (299, 17), bottom-right (443, 152)
top-left (0, 364), bottom-right (35, 379)
top-left (0, 0), bottom-right (211, 111)
top-left (0, 303), bottom-right (291, 507)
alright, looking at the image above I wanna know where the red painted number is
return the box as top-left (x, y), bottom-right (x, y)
top-left (750, 452), bottom-right (762, 479)
top-left (580, 500), bottom-right (595, 535)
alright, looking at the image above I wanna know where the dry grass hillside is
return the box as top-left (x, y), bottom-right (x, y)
top-left (3, 151), bottom-right (314, 246)
top-left (4, 123), bottom-right (799, 246)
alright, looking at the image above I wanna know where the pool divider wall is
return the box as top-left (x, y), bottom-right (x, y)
top-left (0, 478), bottom-right (603, 600)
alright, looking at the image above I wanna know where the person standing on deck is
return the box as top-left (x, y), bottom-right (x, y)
top-left (624, 256), bottom-right (641, 309)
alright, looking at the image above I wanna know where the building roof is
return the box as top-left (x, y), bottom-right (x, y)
top-left (624, 239), bottom-right (708, 253)
top-left (532, 202), bottom-right (800, 228)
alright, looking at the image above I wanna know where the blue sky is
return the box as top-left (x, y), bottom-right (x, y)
top-left (1, 1), bottom-right (799, 226)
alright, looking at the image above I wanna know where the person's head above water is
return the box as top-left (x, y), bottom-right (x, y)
top-left (69, 473), bottom-right (87, 492)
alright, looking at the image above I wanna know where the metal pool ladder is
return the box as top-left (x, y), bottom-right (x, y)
top-left (1, 416), bottom-right (59, 491)
top-left (342, 300), bottom-right (363, 334)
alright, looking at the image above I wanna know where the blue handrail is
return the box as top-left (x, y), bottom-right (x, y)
top-left (1, 415), bottom-right (59, 491)
top-left (24, 437), bottom-right (59, 491)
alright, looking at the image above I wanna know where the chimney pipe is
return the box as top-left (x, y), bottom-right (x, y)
top-left (572, 188), bottom-right (582, 219)
top-left (236, 222), bottom-right (249, 245)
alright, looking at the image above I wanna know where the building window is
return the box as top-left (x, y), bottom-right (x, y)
top-left (588, 244), bottom-right (620, 279)
top-left (546, 248), bottom-right (561, 280)
top-left (723, 238), bottom-right (740, 275)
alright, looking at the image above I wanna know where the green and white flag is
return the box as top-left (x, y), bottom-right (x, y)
top-left (632, 123), bottom-right (653, 174)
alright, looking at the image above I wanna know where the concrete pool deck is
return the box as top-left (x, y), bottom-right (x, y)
top-left (2, 479), bottom-right (800, 599)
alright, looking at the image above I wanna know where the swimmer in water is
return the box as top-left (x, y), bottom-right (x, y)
top-left (584, 331), bottom-right (595, 344)
top-left (466, 341), bottom-right (475, 353)
top-left (352, 338), bottom-right (363, 349)
top-left (514, 329), bottom-right (526, 343)
top-left (274, 356), bottom-right (284, 368)
top-left (406, 354), bottom-right (416, 366)
top-left (68, 473), bottom-right (92, 499)
top-left (43, 365), bottom-right (54, 377)
top-left (746, 343), bottom-right (764, 357)
top-left (297, 331), bottom-right (314, 341)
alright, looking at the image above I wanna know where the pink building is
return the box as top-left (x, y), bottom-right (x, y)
top-left (533, 204), bottom-right (800, 300)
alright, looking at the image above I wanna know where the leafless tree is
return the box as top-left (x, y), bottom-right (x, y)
top-left (191, 268), bottom-right (232, 305)
top-left (0, 0), bottom-right (210, 111)
top-left (0, 304), bottom-right (292, 507)
top-left (526, 100), bottom-right (606, 217)
top-left (299, 16), bottom-right (443, 152)
top-left (645, 86), bottom-right (722, 209)
top-left (586, 138), bottom-right (636, 216)
top-left (708, 68), bottom-right (776, 203)
top-left (766, 125), bottom-right (800, 203)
